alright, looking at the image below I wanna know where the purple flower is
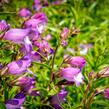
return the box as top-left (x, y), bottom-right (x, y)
top-left (18, 8), bottom-right (31, 18)
top-left (3, 28), bottom-right (32, 52)
top-left (3, 28), bottom-right (30, 43)
top-left (31, 12), bottom-right (47, 24)
top-left (28, 51), bottom-right (41, 61)
top-left (34, 0), bottom-right (40, 5)
top-left (60, 27), bottom-right (69, 46)
top-left (64, 56), bottom-right (86, 69)
top-left (32, 3), bottom-right (42, 12)
top-left (16, 76), bottom-right (35, 87)
top-left (24, 12), bottom-right (47, 34)
top-left (59, 67), bottom-right (83, 86)
top-left (7, 55), bottom-right (31, 75)
top-left (5, 91), bottom-right (25, 109)
top-left (103, 88), bottom-right (109, 99)
top-left (33, 38), bottom-right (53, 56)
top-left (0, 20), bottom-right (9, 32)
top-left (32, 0), bottom-right (49, 11)
top-left (16, 76), bottom-right (40, 97)
top-left (19, 45), bottom-right (41, 61)
top-left (71, 56), bottom-right (86, 69)
top-left (32, 0), bottom-right (43, 12)
top-left (50, 89), bottom-right (68, 109)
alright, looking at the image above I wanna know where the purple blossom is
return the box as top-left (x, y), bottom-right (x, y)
top-left (3, 28), bottom-right (32, 52)
top-left (32, 4), bottom-right (42, 12)
top-left (103, 88), bottom-right (109, 99)
top-left (7, 55), bottom-right (31, 75)
top-left (28, 51), bottom-right (41, 61)
top-left (16, 76), bottom-right (35, 87)
top-left (59, 67), bottom-right (83, 86)
top-left (32, 0), bottom-right (49, 12)
top-left (19, 45), bottom-right (41, 61)
top-left (60, 27), bottom-right (69, 46)
top-left (18, 8), bottom-right (31, 18)
top-left (0, 20), bottom-right (10, 39)
top-left (65, 56), bottom-right (86, 69)
top-left (50, 89), bottom-right (68, 109)
top-left (5, 91), bottom-right (25, 109)
top-left (16, 76), bottom-right (40, 96)
top-left (33, 38), bottom-right (53, 56)
top-left (3, 28), bottom-right (30, 43)
top-left (24, 12), bottom-right (47, 34)
top-left (34, 0), bottom-right (40, 4)
top-left (31, 12), bottom-right (47, 24)
top-left (0, 20), bottom-right (9, 33)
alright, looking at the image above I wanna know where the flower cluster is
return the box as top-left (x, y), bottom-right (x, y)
top-left (0, 0), bottom-right (87, 109)
top-left (58, 56), bottom-right (85, 86)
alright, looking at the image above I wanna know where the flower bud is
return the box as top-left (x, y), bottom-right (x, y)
top-left (60, 27), bottom-right (69, 46)
top-left (0, 20), bottom-right (9, 33)
top-left (18, 8), bottom-right (31, 18)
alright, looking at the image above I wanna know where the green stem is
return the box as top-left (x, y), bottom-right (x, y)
top-left (33, 61), bottom-right (51, 70)
top-left (50, 45), bottom-right (59, 83)
top-left (35, 51), bottom-right (48, 62)
top-left (0, 12), bottom-right (16, 14)
top-left (51, 45), bottom-right (59, 70)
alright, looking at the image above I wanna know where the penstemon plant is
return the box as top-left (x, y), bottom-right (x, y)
top-left (0, 0), bottom-right (109, 109)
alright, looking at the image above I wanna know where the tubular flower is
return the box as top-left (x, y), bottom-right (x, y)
top-left (50, 89), bottom-right (68, 109)
top-left (18, 8), bottom-right (31, 18)
top-left (19, 45), bottom-right (41, 61)
top-left (33, 38), bottom-right (53, 57)
top-left (7, 55), bottom-right (31, 75)
top-left (103, 88), bottom-right (109, 99)
top-left (64, 56), bottom-right (86, 69)
top-left (60, 27), bottom-right (69, 46)
top-left (3, 28), bottom-right (30, 43)
top-left (59, 67), bottom-right (83, 86)
top-left (24, 12), bottom-right (47, 34)
top-left (5, 91), bottom-right (25, 109)
top-left (32, 0), bottom-right (42, 12)
top-left (28, 51), bottom-right (41, 61)
top-left (0, 20), bottom-right (9, 39)
top-left (0, 20), bottom-right (9, 33)
top-left (16, 76), bottom-right (40, 96)
top-left (3, 28), bottom-right (32, 52)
